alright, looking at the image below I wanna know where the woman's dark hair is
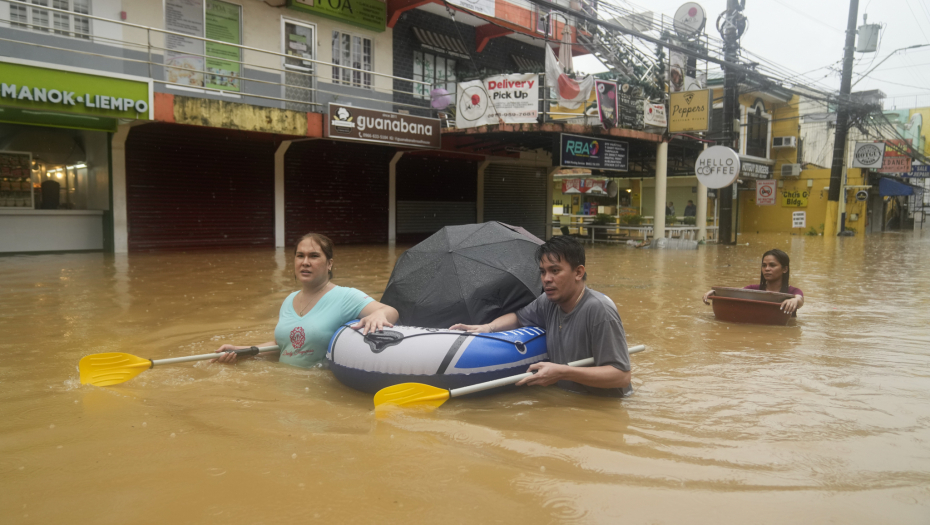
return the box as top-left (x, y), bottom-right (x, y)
top-left (759, 248), bottom-right (790, 292)
top-left (295, 233), bottom-right (334, 279)
top-left (536, 236), bottom-right (586, 280)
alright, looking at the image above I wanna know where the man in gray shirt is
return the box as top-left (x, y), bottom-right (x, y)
top-left (451, 236), bottom-right (631, 397)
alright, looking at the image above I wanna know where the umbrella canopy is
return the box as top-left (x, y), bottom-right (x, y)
top-left (381, 222), bottom-right (545, 329)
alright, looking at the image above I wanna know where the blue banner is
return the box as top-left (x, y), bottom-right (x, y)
top-left (907, 164), bottom-right (930, 178)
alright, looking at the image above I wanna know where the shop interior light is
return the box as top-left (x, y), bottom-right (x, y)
top-left (56, 172), bottom-right (63, 179)
top-left (68, 164), bottom-right (87, 169)
top-left (625, 189), bottom-right (632, 193)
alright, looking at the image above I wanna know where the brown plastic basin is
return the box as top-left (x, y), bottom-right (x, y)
top-left (710, 296), bottom-right (792, 325)
top-left (712, 286), bottom-right (795, 303)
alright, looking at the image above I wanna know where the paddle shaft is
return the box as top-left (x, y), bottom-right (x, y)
top-left (449, 344), bottom-right (646, 398)
top-left (152, 346), bottom-right (280, 367)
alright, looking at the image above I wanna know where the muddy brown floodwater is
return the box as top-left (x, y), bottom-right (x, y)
top-left (2, 233), bottom-right (930, 524)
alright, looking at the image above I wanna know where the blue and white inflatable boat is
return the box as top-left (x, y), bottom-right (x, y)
top-left (326, 323), bottom-right (547, 394)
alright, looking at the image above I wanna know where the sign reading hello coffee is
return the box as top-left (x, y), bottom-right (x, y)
top-left (695, 146), bottom-right (740, 189)
top-left (327, 104), bottom-right (440, 149)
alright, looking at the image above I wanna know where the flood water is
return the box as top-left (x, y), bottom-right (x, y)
top-left (2, 233), bottom-right (930, 523)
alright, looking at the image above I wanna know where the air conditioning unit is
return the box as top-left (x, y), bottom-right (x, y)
top-left (781, 163), bottom-right (802, 177)
top-left (773, 136), bottom-right (797, 148)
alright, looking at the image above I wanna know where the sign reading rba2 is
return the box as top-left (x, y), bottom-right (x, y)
top-left (328, 104), bottom-right (440, 148)
top-left (0, 58), bottom-right (152, 120)
top-left (555, 133), bottom-right (629, 171)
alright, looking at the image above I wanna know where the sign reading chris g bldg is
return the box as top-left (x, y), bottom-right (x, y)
top-left (0, 58), bottom-right (153, 120)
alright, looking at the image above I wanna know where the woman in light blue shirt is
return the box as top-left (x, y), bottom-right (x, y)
top-left (214, 233), bottom-right (398, 367)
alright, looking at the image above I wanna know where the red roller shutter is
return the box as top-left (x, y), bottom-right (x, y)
top-left (125, 124), bottom-right (275, 251)
top-left (285, 140), bottom-right (392, 245)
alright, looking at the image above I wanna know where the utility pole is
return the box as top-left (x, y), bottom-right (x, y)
top-left (718, 0), bottom-right (744, 245)
top-left (825, 0), bottom-right (859, 237)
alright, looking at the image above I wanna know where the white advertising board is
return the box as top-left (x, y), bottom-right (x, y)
top-left (456, 74), bottom-right (538, 128)
top-left (756, 180), bottom-right (776, 206)
top-left (695, 146), bottom-right (740, 189)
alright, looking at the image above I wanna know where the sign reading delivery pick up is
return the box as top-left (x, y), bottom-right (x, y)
top-left (695, 146), bottom-right (740, 189)
top-left (0, 58), bottom-right (152, 120)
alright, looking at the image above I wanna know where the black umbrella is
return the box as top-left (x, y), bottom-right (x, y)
top-left (381, 222), bottom-right (545, 329)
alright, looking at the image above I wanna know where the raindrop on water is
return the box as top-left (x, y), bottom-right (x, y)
top-left (49, 424), bottom-right (55, 429)
top-left (292, 453), bottom-right (297, 459)
top-left (170, 433), bottom-right (176, 438)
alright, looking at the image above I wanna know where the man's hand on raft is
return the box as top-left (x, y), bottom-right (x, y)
top-left (351, 311), bottom-right (395, 335)
top-left (516, 362), bottom-right (566, 387)
top-left (449, 323), bottom-right (492, 333)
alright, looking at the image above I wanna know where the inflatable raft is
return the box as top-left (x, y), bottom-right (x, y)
top-left (326, 323), bottom-right (547, 394)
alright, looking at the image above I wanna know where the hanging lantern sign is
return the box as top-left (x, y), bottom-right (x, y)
top-left (695, 146), bottom-right (740, 189)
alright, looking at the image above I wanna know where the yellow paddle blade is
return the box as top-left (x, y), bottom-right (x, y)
top-left (79, 353), bottom-right (153, 387)
top-left (373, 383), bottom-right (451, 410)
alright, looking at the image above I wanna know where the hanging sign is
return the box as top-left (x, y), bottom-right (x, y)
top-left (695, 146), bottom-right (740, 189)
top-left (287, 0), bottom-right (386, 32)
top-left (755, 180), bottom-right (776, 206)
top-left (555, 133), bottom-right (629, 171)
top-left (644, 101), bottom-right (667, 128)
top-left (855, 190), bottom-right (868, 201)
top-left (852, 141), bottom-right (884, 169)
top-left (792, 211), bottom-right (806, 229)
top-left (781, 189), bottom-right (809, 207)
top-left (327, 103), bottom-right (440, 148)
top-left (619, 84), bottom-right (645, 130)
top-left (455, 74), bottom-right (539, 128)
top-left (673, 2), bottom-right (706, 37)
top-left (907, 164), bottom-right (930, 178)
top-left (739, 157), bottom-right (774, 179)
top-left (446, 0), bottom-right (495, 18)
top-left (668, 89), bottom-right (710, 132)
top-left (879, 139), bottom-right (913, 173)
top-left (594, 80), bottom-right (618, 128)
top-left (561, 179), bottom-right (608, 195)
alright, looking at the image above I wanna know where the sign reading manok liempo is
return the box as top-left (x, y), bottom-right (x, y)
top-left (695, 146), bottom-right (740, 189)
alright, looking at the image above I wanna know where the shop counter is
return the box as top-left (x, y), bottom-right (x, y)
top-left (0, 210), bottom-right (104, 253)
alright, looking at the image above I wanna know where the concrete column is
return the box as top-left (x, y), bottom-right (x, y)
top-left (388, 152), bottom-right (404, 242)
top-left (274, 141), bottom-right (291, 248)
top-left (110, 122), bottom-right (142, 254)
top-left (477, 159), bottom-right (490, 223)
top-left (696, 180), bottom-right (708, 242)
top-left (653, 141), bottom-right (668, 240)
top-left (546, 166), bottom-right (558, 239)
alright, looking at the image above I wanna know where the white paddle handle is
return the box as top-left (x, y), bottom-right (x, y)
top-left (151, 346), bottom-right (280, 367)
top-left (449, 344), bottom-right (645, 398)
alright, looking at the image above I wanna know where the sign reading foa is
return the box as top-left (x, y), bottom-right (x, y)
top-left (327, 103), bottom-right (440, 148)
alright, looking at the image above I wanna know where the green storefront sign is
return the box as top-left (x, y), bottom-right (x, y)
top-left (287, 0), bottom-right (386, 33)
top-left (0, 59), bottom-right (152, 126)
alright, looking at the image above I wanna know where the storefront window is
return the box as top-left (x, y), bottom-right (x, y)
top-left (746, 110), bottom-right (769, 158)
top-left (332, 30), bottom-right (373, 89)
top-left (413, 52), bottom-right (456, 100)
top-left (0, 124), bottom-right (109, 210)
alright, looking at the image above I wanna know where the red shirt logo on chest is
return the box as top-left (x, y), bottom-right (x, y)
top-left (290, 326), bottom-right (306, 350)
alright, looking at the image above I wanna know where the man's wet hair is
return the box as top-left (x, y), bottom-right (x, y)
top-left (535, 236), bottom-right (586, 280)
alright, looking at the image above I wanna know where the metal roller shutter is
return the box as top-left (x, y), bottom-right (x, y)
top-left (125, 124), bottom-right (275, 251)
top-left (396, 156), bottom-right (476, 240)
top-left (483, 164), bottom-right (548, 239)
top-left (285, 140), bottom-right (392, 245)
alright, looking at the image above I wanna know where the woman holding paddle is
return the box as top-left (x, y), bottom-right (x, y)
top-left (702, 248), bottom-right (804, 315)
top-left (214, 233), bottom-right (399, 367)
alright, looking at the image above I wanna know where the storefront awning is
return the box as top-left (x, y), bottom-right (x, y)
top-left (412, 27), bottom-right (470, 59)
top-left (879, 177), bottom-right (918, 197)
top-left (512, 55), bottom-right (543, 72)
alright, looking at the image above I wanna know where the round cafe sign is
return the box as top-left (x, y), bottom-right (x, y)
top-left (674, 2), bottom-right (706, 37)
top-left (695, 146), bottom-right (740, 189)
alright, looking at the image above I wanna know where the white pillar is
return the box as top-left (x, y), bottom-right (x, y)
top-left (110, 122), bottom-right (142, 254)
top-left (477, 159), bottom-right (490, 223)
top-left (697, 143), bottom-right (708, 242)
top-left (274, 141), bottom-right (291, 248)
top-left (546, 166), bottom-right (558, 239)
top-left (653, 141), bottom-right (668, 240)
top-left (388, 152), bottom-right (404, 242)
